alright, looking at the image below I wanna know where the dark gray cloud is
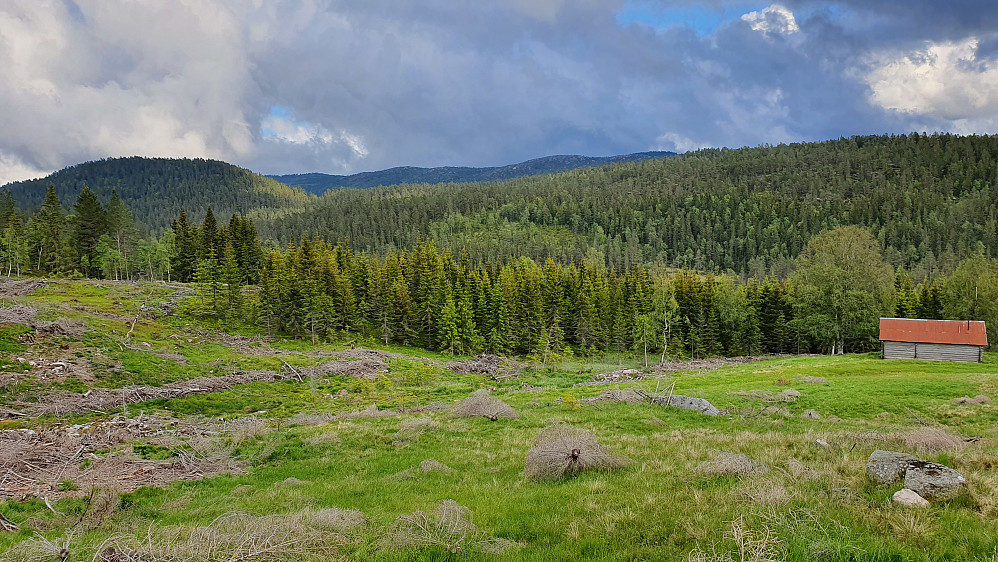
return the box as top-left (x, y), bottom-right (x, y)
top-left (1, 0), bottom-right (997, 183)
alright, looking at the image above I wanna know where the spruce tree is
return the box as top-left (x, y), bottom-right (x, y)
top-left (71, 185), bottom-right (106, 277)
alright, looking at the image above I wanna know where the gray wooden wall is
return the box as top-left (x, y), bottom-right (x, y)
top-left (883, 341), bottom-right (982, 362)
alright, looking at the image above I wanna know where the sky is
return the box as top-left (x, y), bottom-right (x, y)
top-left (1, 1), bottom-right (998, 184)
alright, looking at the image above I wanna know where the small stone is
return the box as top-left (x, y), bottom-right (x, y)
top-left (867, 450), bottom-right (918, 485)
top-left (826, 415), bottom-right (843, 422)
top-left (893, 488), bottom-right (929, 508)
top-left (815, 439), bottom-right (830, 448)
top-left (904, 461), bottom-right (967, 501)
top-left (802, 409), bottom-right (821, 419)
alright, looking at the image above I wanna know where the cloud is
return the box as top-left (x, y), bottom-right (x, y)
top-left (2, 0), bottom-right (998, 184)
top-left (741, 4), bottom-right (799, 35)
top-left (867, 38), bottom-right (998, 122)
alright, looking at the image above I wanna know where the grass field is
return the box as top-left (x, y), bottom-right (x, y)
top-left (1, 279), bottom-right (997, 561)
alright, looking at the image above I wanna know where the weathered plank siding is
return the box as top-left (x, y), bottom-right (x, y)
top-left (882, 341), bottom-right (982, 362)
top-left (883, 341), bottom-right (915, 360)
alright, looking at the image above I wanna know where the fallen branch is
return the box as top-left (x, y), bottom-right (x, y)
top-left (0, 511), bottom-right (18, 532)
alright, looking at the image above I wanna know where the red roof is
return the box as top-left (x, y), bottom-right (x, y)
top-left (879, 318), bottom-right (988, 346)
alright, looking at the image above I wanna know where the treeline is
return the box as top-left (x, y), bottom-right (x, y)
top-left (259, 133), bottom-right (998, 278)
top-left (246, 227), bottom-right (997, 357)
top-left (0, 184), bottom-right (262, 285)
top-left (3, 185), bottom-right (995, 355)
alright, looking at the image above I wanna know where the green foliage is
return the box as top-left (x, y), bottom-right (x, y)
top-left (258, 133), bottom-right (998, 276)
top-left (4, 156), bottom-right (312, 233)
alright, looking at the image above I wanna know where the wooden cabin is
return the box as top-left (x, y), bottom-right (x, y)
top-left (879, 318), bottom-right (988, 363)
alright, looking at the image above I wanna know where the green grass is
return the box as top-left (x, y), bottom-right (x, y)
top-left (2, 279), bottom-right (998, 561)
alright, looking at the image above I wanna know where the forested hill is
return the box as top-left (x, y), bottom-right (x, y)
top-left (258, 134), bottom-right (998, 277)
top-left (2, 157), bottom-right (312, 232)
top-left (269, 151), bottom-right (676, 194)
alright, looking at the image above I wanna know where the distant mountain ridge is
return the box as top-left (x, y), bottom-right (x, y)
top-left (269, 151), bottom-right (676, 194)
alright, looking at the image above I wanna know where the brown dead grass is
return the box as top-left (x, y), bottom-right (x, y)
top-left (385, 500), bottom-right (481, 553)
top-left (453, 390), bottom-right (519, 421)
top-left (523, 424), bottom-right (630, 481)
top-left (91, 511), bottom-right (343, 562)
top-left (697, 452), bottom-right (769, 477)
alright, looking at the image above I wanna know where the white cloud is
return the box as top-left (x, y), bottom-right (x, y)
top-left (742, 4), bottom-right (800, 35)
top-left (654, 132), bottom-right (709, 153)
top-left (867, 37), bottom-right (998, 123)
top-left (0, 152), bottom-right (49, 185)
top-left (261, 113), bottom-right (369, 158)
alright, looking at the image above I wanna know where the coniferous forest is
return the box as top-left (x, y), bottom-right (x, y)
top-left (2, 133), bottom-right (997, 357)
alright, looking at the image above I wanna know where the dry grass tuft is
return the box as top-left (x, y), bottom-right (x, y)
top-left (304, 430), bottom-right (341, 447)
top-left (688, 515), bottom-right (783, 562)
top-left (288, 411), bottom-right (334, 426)
top-left (312, 507), bottom-right (366, 532)
top-left (952, 395), bottom-right (992, 406)
top-left (732, 389), bottom-right (800, 403)
top-left (581, 388), bottom-right (647, 404)
top-left (92, 511), bottom-right (341, 561)
top-left (897, 427), bottom-right (965, 453)
top-left (798, 375), bottom-right (828, 384)
top-left (394, 416), bottom-right (441, 443)
top-left (334, 404), bottom-right (397, 420)
top-left (523, 424), bottom-right (630, 481)
top-left (453, 390), bottom-right (519, 421)
top-left (736, 481), bottom-right (792, 506)
top-left (5, 531), bottom-right (73, 562)
top-left (698, 452), bottom-right (769, 477)
top-left (385, 500), bottom-right (481, 553)
top-left (481, 538), bottom-right (523, 554)
top-left (420, 459), bottom-right (454, 473)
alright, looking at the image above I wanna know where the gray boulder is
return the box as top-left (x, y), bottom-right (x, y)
top-left (867, 450), bottom-right (918, 484)
top-left (904, 461), bottom-right (967, 501)
top-left (892, 488), bottom-right (929, 508)
top-left (658, 395), bottom-right (721, 416)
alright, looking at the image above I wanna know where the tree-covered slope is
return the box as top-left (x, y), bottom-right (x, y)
top-left (2, 157), bottom-right (312, 231)
top-left (270, 151), bottom-right (676, 194)
top-left (259, 134), bottom-right (998, 275)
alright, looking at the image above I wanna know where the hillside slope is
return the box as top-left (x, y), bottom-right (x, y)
top-left (2, 157), bottom-right (312, 231)
top-left (258, 134), bottom-right (998, 274)
top-left (270, 151), bottom-right (676, 193)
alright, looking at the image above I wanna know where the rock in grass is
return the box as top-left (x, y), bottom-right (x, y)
top-left (657, 395), bottom-right (720, 416)
top-left (893, 488), bottom-right (930, 508)
top-left (904, 461), bottom-right (967, 501)
top-left (867, 450), bottom-right (918, 484)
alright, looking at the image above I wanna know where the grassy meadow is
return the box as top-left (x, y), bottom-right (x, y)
top-left (1, 279), bottom-right (997, 561)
